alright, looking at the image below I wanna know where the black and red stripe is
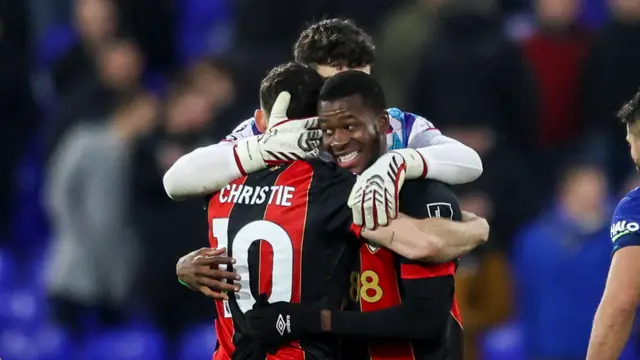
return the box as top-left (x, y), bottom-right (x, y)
top-left (208, 176), bottom-right (248, 360)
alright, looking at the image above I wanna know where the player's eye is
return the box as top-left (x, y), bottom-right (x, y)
top-left (346, 125), bottom-right (357, 131)
top-left (323, 128), bottom-right (334, 136)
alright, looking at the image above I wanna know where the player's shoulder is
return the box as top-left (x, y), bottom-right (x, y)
top-left (224, 117), bottom-right (262, 142)
top-left (401, 179), bottom-right (454, 201)
top-left (399, 180), bottom-right (459, 220)
top-left (260, 159), bottom-right (355, 184)
top-left (611, 188), bottom-right (640, 249)
top-left (614, 187), bottom-right (640, 219)
top-left (386, 108), bottom-right (436, 132)
top-left (385, 108), bottom-right (438, 149)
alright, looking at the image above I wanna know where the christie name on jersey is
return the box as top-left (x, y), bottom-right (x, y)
top-left (218, 183), bottom-right (295, 206)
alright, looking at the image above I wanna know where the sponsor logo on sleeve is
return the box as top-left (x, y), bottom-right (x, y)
top-left (610, 220), bottom-right (640, 242)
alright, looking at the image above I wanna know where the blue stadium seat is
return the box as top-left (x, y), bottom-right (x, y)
top-left (177, 323), bottom-right (217, 360)
top-left (0, 247), bottom-right (15, 287)
top-left (0, 328), bottom-right (39, 360)
top-left (0, 325), bottom-right (71, 360)
top-left (480, 321), bottom-right (525, 360)
top-left (80, 326), bottom-right (167, 360)
top-left (34, 325), bottom-right (73, 360)
top-left (0, 289), bottom-right (44, 330)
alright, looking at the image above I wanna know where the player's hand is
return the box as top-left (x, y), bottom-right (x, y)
top-left (461, 211), bottom-right (490, 244)
top-left (246, 301), bottom-right (322, 345)
top-left (233, 91), bottom-right (322, 175)
top-left (176, 247), bottom-right (240, 300)
top-left (348, 152), bottom-right (407, 229)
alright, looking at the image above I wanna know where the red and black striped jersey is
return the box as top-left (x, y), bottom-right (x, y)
top-left (343, 180), bottom-right (464, 360)
top-left (207, 160), bottom-right (360, 360)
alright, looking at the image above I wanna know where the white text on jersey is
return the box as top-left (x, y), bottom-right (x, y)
top-left (218, 184), bottom-right (295, 206)
top-left (610, 220), bottom-right (640, 242)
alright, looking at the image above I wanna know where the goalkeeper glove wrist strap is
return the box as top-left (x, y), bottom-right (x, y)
top-left (392, 148), bottom-right (428, 179)
top-left (234, 137), bottom-right (267, 176)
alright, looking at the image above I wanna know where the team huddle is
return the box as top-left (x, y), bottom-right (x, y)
top-left (168, 19), bottom-right (489, 360)
top-left (164, 18), bottom-right (496, 360)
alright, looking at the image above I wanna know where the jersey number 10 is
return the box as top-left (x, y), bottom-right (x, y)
top-left (211, 218), bottom-right (295, 313)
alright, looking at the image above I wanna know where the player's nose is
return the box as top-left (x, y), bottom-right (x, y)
top-left (332, 129), bottom-right (351, 145)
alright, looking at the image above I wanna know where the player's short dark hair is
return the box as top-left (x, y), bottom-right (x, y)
top-left (618, 88), bottom-right (640, 125)
top-left (259, 62), bottom-right (325, 119)
top-left (293, 19), bottom-right (376, 69)
top-left (318, 70), bottom-right (386, 114)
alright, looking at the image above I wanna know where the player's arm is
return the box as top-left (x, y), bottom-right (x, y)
top-left (163, 92), bottom-right (321, 200)
top-left (361, 211), bottom-right (488, 263)
top-left (247, 263), bottom-right (454, 341)
top-left (360, 180), bottom-right (487, 263)
top-left (323, 262), bottom-right (454, 339)
top-left (403, 114), bottom-right (483, 185)
top-left (587, 197), bottom-right (640, 360)
top-left (163, 141), bottom-right (242, 200)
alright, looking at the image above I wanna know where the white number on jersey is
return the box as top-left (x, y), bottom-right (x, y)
top-left (212, 218), bottom-right (294, 313)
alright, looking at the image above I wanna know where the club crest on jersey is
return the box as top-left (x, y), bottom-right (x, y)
top-left (427, 202), bottom-right (454, 220)
top-left (610, 220), bottom-right (640, 242)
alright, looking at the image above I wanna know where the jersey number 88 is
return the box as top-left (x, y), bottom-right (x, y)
top-left (350, 270), bottom-right (383, 303)
top-left (212, 218), bottom-right (294, 313)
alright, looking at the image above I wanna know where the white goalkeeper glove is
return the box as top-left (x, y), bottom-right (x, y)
top-left (348, 149), bottom-right (428, 229)
top-left (233, 92), bottom-right (322, 175)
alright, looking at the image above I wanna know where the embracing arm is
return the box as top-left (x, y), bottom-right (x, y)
top-left (164, 94), bottom-right (321, 200)
top-left (323, 264), bottom-right (454, 339)
top-left (163, 142), bottom-right (243, 200)
top-left (402, 116), bottom-right (484, 185)
top-left (362, 211), bottom-right (489, 263)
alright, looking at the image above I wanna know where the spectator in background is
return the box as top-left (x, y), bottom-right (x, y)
top-left (581, 0), bottom-right (640, 187)
top-left (444, 123), bottom-right (534, 360)
top-left (454, 191), bottom-right (514, 360)
top-left (51, 0), bottom-right (119, 97)
top-left (184, 57), bottom-right (238, 137)
top-left (512, 164), bottom-right (635, 360)
top-left (46, 37), bottom-right (144, 161)
top-left (446, 125), bottom-right (540, 251)
top-left (521, 0), bottom-right (591, 186)
top-left (408, 0), bottom-right (538, 158)
top-left (131, 67), bottom-right (233, 337)
top-left (96, 38), bottom-right (144, 93)
top-left (374, 0), bottom-right (443, 108)
top-left (44, 92), bottom-right (158, 337)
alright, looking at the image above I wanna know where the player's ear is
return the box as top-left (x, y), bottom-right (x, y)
top-left (376, 112), bottom-right (389, 132)
top-left (255, 109), bottom-right (267, 133)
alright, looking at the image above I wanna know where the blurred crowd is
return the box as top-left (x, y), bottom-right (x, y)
top-left (1, 0), bottom-right (640, 359)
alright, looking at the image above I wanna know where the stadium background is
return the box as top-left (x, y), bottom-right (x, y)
top-left (1, 0), bottom-right (639, 359)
